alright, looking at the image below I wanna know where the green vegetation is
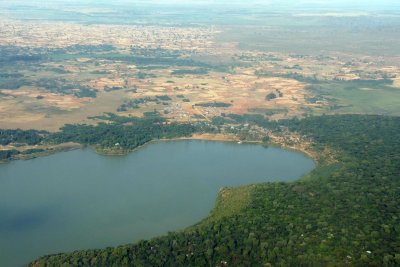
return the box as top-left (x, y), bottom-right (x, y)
top-left (65, 44), bottom-right (115, 53)
top-left (0, 113), bottom-right (214, 161)
top-left (255, 70), bottom-right (320, 84)
top-left (0, 149), bottom-right (20, 161)
top-left (73, 88), bottom-right (97, 98)
top-left (226, 113), bottom-right (270, 127)
top-left (0, 129), bottom-right (47, 161)
top-left (104, 86), bottom-right (123, 92)
top-left (56, 47), bottom-right (210, 70)
top-left (0, 129), bottom-right (46, 145)
top-left (0, 53), bottom-right (44, 64)
top-left (21, 148), bottom-right (46, 154)
top-left (249, 107), bottom-right (288, 116)
top-left (0, 129), bottom-right (48, 161)
top-left (49, 114), bottom-right (200, 151)
top-left (0, 73), bottom-right (31, 89)
top-left (91, 70), bottom-right (112, 75)
top-left (117, 96), bottom-right (171, 111)
top-left (0, 148), bottom-right (47, 161)
top-left (36, 78), bottom-right (98, 98)
top-left (194, 102), bottom-right (232, 108)
top-left (136, 72), bottom-right (156, 80)
top-left (199, 186), bottom-right (255, 225)
top-left (256, 72), bottom-right (400, 115)
top-left (45, 67), bottom-right (71, 74)
top-left (265, 92), bottom-right (277, 101)
top-left (29, 114), bottom-right (400, 266)
top-left (171, 68), bottom-right (209, 75)
top-left (155, 95), bottom-right (172, 101)
top-left (305, 79), bottom-right (400, 115)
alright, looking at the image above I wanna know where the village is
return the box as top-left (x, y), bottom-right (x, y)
top-left (0, 19), bottom-right (400, 131)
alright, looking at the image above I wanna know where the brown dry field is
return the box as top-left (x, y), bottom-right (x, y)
top-left (2, 55), bottom-right (399, 131)
top-left (1, 21), bottom-right (399, 131)
top-left (0, 90), bottom-right (123, 131)
top-left (0, 67), bottom-right (312, 131)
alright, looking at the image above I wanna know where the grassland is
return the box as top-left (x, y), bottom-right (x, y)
top-left (305, 80), bottom-right (400, 115)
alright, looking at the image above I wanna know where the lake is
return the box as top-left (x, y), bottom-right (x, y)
top-left (0, 140), bottom-right (315, 267)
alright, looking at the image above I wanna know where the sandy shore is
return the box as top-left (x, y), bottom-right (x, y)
top-left (166, 133), bottom-right (240, 142)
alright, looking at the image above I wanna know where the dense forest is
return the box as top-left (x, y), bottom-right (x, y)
top-left (0, 129), bottom-right (46, 145)
top-left (29, 114), bottom-right (400, 266)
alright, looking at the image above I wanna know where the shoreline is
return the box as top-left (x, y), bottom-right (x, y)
top-left (0, 142), bottom-right (83, 164)
top-left (94, 133), bottom-right (243, 156)
top-left (15, 132), bottom-right (321, 266)
top-left (84, 134), bottom-right (321, 167)
top-left (1, 133), bottom-right (320, 163)
top-left (14, 133), bottom-right (318, 267)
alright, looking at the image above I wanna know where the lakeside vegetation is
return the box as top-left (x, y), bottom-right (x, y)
top-left (0, 113), bottom-right (215, 161)
top-left (0, 129), bottom-right (47, 145)
top-left (49, 113), bottom-right (203, 152)
top-left (28, 114), bottom-right (400, 266)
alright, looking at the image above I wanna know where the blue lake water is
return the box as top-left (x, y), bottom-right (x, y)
top-left (0, 140), bottom-right (315, 266)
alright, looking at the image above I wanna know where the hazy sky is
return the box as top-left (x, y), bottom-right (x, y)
top-left (4, 0), bottom-right (400, 5)
top-left (159, 0), bottom-right (400, 9)
top-left (3, 0), bottom-right (400, 10)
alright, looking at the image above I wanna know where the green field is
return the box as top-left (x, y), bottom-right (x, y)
top-left (307, 80), bottom-right (400, 115)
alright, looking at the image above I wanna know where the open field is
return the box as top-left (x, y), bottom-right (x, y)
top-left (1, 11), bottom-right (400, 131)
